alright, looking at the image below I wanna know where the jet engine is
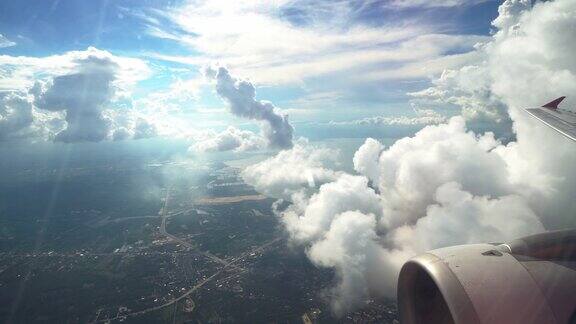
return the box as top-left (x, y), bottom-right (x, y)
top-left (397, 229), bottom-right (576, 324)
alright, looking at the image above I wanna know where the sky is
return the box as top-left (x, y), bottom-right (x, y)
top-left (0, 0), bottom-right (505, 147)
top-left (2, 0), bottom-right (576, 316)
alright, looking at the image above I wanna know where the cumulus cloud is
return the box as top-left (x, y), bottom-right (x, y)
top-left (112, 117), bottom-right (159, 141)
top-left (488, 0), bottom-right (576, 229)
top-left (409, 65), bottom-right (510, 123)
top-left (190, 126), bottom-right (265, 153)
top-left (366, 117), bottom-right (513, 229)
top-left (33, 49), bottom-right (119, 142)
top-left (396, 182), bottom-right (544, 252)
top-left (241, 0), bottom-right (576, 315)
top-left (283, 174), bottom-right (382, 243)
top-left (242, 143), bottom-right (341, 200)
top-left (492, 0), bottom-right (531, 35)
top-left (0, 91), bottom-right (64, 141)
top-left (0, 92), bottom-right (34, 139)
top-left (246, 117), bottom-right (546, 315)
top-left (307, 211), bottom-right (400, 315)
top-left (0, 47), bottom-right (156, 142)
top-left (352, 138), bottom-right (384, 186)
top-left (206, 66), bottom-right (294, 149)
top-left (133, 118), bottom-right (158, 139)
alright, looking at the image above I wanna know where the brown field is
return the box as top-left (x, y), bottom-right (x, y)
top-left (195, 194), bottom-right (267, 205)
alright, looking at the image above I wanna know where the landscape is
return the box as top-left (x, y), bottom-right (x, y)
top-left (0, 143), bottom-right (398, 323)
top-left (1, 0), bottom-right (575, 323)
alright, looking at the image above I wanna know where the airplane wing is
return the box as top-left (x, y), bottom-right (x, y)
top-left (525, 96), bottom-right (576, 142)
top-left (396, 99), bottom-right (576, 324)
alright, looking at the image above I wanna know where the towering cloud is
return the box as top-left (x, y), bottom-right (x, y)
top-left (205, 67), bottom-right (294, 150)
top-left (33, 50), bottom-right (118, 142)
top-left (241, 0), bottom-right (576, 315)
top-left (0, 47), bottom-right (155, 143)
top-left (488, 0), bottom-right (576, 230)
top-left (363, 117), bottom-right (514, 229)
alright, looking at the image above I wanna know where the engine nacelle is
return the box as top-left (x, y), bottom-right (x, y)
top-left (397, 229), bottom-right (576, 324)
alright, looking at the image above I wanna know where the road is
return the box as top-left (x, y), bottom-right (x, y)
top-left (93, 187), bottom-right (283, 323)
top-left (95, 234), bottom-right (282, 323)
top-left (159, 188), bottom-right (234, 268)
top-left (96, 269), bottom-right (224, 322)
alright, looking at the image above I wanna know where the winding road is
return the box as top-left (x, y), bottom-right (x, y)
top-left (94, 187), bottom-right (281, 323)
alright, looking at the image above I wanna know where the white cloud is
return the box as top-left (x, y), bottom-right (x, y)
top-left (245, 117), bottom-right (545, 314)
top-left (190, 126), bottom-right (265, 152)
top-left (405, 0), bottom-right (576, 229)
top-left (283, 174), bottom-right (382, 243)
top-left (0, 34), bottom-right (16, 48)
top-left (33, 50), bottom-right (119, 142)
top-left (329, 108), bottom-right (447, 126)
top-left (307, 211), bottom-right (399, 315)
top-left (165, 2), bottom-right (419, 60)
top-left (388, 0), bottom-right (492, 9)
top-left (352, 138), bottom-right (384, 185)
top-left (0, 47), bottom-right (156, 142)
top-left (133, 118), bottom-right (158, 139)
top-left (396, 182), bottom-right (544, 252)
top-left (358, 117), bottom-right (515, 229)
top-left (359, 48), bottom-right (487, 82)
top-left (206, 66), bottom-right (294, 149)
top-left (242, 143), bottom-right (342, 200)
top-left (487, 0), bottom-right (576, 230)
top-left (492, 0), bottom-right (531, 35)
top-left (0, 91), bottom-right (65, 142)
top-left (0, 47), bottom-right (150, 92)
top-left (0, 92), bottom-right (33, 139)
top-left (408, 64), bottom-right (510, 123)
top-left (240, 0), bottom-right (576, 314)
top-left (144, 0), bottom-right (487, 86)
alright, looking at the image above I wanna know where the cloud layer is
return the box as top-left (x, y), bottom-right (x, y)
top-left (241, 0), bottom-right (576, 315)
top-left (329, 108), bottom-right (447, 126)
top-left (388, 0), bottom-right (491, 8)
top-left (145, 0), bottom-right (488, 90)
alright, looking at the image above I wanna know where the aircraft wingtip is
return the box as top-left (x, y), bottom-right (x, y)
top-left (542, 96), bottom-right (566, 110)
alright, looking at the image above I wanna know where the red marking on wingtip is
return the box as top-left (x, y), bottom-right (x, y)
top-left (542, 96), bottom-right (566, 110)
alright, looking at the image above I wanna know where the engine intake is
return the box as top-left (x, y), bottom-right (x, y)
top-left (398, 229), bottom-right (576, 324)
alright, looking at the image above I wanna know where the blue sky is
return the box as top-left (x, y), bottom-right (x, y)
top-left (0, 1), bottom-right (499, 55)
top-left (0, 0), bottom-right (504, 145)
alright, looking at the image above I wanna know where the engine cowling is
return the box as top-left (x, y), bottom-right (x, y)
top-left (397, 229), bottom-right (576, 324)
